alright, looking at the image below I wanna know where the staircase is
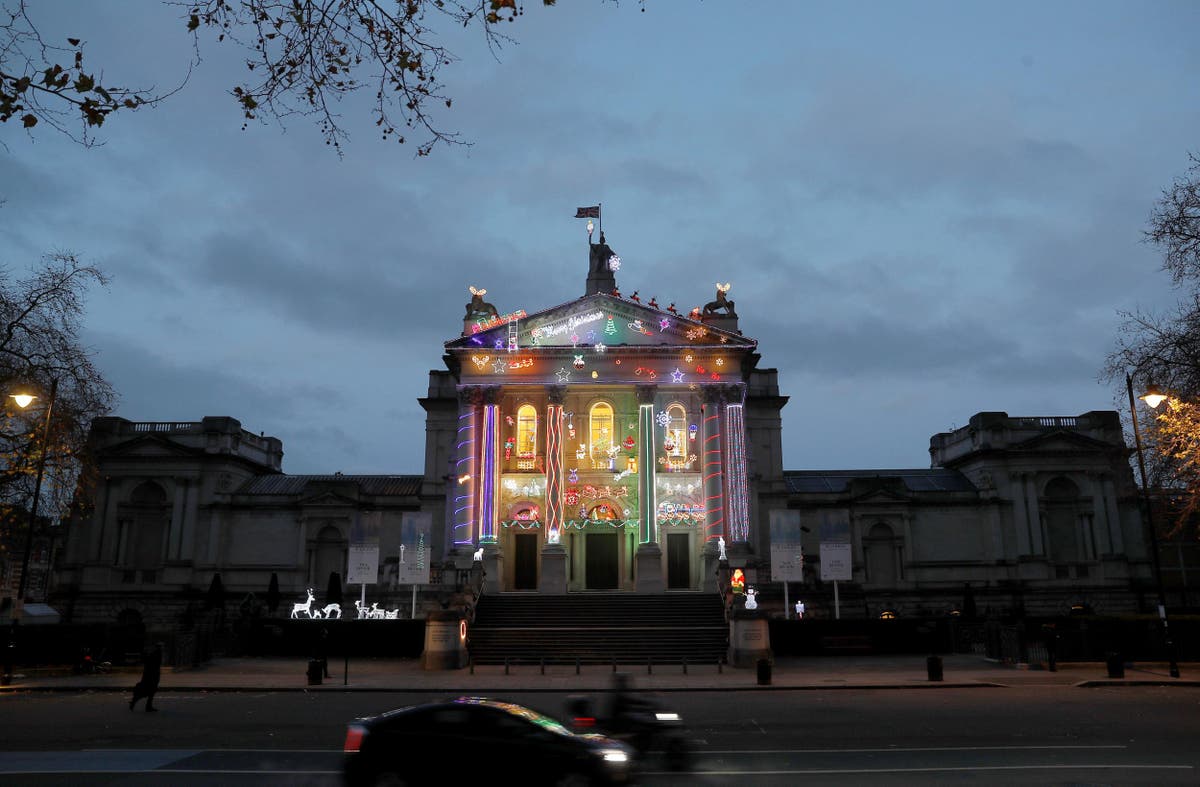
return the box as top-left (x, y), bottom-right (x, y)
top-left (468, 592), bottom-right (728, 665)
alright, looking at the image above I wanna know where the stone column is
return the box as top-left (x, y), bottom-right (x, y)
top-left (168, 478), bottom-right (186, 560)
top-left (540, 387), bottom-right (567, 593)
top-left (1012, 471), bottom-right (1032, 556)
top-left (478, 387), bottom-right (503, 592)
top-left (1025, 475), bottom-right (1045, 555)
top-left (723, 384), bottom-right (751, 544)
top-left (635, 384), bottom-right (664, 592)
top-left (449, 387), bottom-right (483, 553)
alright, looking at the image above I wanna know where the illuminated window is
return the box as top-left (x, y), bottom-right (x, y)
top-left (589, 402), bottom-right (613, 468)
top-left (516, 404), bottom-right (537, 469)
top-left (666, 403), bottom-right (687, 459)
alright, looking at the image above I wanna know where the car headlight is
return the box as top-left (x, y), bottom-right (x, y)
top-left (600, 748), bottom-right (630, 764)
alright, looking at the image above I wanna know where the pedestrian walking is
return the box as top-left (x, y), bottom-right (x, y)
top-left (129, 642), bottom-right (163, 712)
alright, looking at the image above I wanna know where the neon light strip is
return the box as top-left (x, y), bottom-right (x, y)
top-left (638, 403), bottom-right (657, 544)
top-left (480, 404), bottom-right (498, 542)
top-left (725, 403), bottom-right (750, 542)
top-left (546, 404), bottom-right (564, 540)
top-left (452, 409), bottom-right (476, 545)
top-left (702, 411), bottom-right (725, 543)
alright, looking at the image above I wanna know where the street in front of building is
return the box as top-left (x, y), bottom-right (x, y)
top-left (1, 673), bottom-right (1197, 785)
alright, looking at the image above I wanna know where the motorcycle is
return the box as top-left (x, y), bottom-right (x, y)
top-left (566, 674), bottom-right (692, 772)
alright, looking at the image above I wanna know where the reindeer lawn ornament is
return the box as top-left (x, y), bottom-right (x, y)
top-left (291, 588), bottom-right (316, 619)
top-left (320, 603), bottom-right (342, 619)
top-left (703, 283), bottom-right (736, 317)
top-left (465, 286), bottom-right (500, 320)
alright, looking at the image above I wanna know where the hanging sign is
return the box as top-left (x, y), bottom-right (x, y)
top-left (397, 512), bottom-right (432, 585)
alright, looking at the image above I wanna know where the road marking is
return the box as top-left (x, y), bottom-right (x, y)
top-left (661, 765), bottom-right (1194, 775)
top-left (702, 744), bottom-right (1128, 754)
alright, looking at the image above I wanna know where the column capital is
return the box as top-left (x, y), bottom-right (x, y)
top-left (547, 386), bottom-right (567, 405)
top-left (458, 385), bottom-right (486, 406)
top-left (482, 385), bottom-right (502, 405)
top-left (636, 384), bottom-right (657, 404)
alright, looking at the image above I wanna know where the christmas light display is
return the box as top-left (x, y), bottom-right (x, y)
top-left (638, 402), bottom-right (657, 544)
top-left (594, 343), bottom-right (607, 353)
top-left (703, 410), bottom-right (724, 544)
top-left (480, 404), bottom-right (499, 542)
top-left (573, 355), bottom-right (585, 370)
top-left (556, 368), bottom-right (572, 383)
top-left (469, 308), bottom-right (527, 334)
top-left (492, 360), bottom-right (508, 374)
top-left (605, 315), bottom-right (617, 336)
top-left (660, 318), bottom-right (670, 332)
top-left (530, 310), bottom-right (604, 341)
top-left (546, 403), bottom-right (564, 542)
top-left (725, 402), bottom-right (750, 542)
top-left (471, 355), bottom-right (490, 370)
top-left (671, 368), bottom-right (685, 383)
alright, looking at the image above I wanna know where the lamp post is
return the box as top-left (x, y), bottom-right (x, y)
top-left (1125, 372), bottom-right (1180, 678)
top-left (8, 378), bottom-right (58, 622)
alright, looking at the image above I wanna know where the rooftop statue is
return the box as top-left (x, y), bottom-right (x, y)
top-left (703, 283), bottom-right (736, 317)
top-left (465, 286), bottom-right (500, 320)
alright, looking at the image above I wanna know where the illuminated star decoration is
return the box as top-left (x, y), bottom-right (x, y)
top-left (492, 360), bottom-right (508, 374)
top-left (608, 254), bottom-right (621, 271)
top-left (594, 343), bottom-right (607, 353)
top-left (556, 367), bottom-right (572, 383)
top-left (671, 368), bottom-right (685, 383)
top-left (655, 410), bottom-right (671, 428)
top-left (660, 318), bottom-right (670, 332)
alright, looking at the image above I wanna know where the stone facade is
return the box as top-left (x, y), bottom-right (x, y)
top-left (47, 242), bottom-right (1159, 628)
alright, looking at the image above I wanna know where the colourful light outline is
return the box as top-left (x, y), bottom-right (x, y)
top-left (452, 409), bottom-right (476, 545)
top-left (725, 402), bottom-right (750, 542)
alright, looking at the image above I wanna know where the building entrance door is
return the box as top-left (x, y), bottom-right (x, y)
top-left (514, 533), bottom-right (538, 590)
top-left (667, 533), bottom-right (690, 589)
top-left (585, 533), bottom-right (618, 590)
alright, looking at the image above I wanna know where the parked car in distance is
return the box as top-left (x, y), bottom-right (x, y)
top-left (343, 696), bottom-right (634, 786)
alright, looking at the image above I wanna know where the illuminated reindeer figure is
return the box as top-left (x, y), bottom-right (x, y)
top-left (291, 588), bottom-right (316, 619)
top-left (702, 283), bottom-right (736, 317)
top-left (320, 603), bottom-right (342, 619)
top-left (465, 286), bottom-right (500, 320)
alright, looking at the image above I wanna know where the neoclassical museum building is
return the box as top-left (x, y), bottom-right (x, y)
top-left (47, 235), bottom-right (1169, 626)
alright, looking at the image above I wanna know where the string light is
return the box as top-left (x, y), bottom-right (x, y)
top-left (725, 402), bottom-right (750, 542)
top-left (452, 408), bottom-right (477, 545)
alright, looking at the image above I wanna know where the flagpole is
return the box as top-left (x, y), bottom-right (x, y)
top-left (598, 202), bottom-right (602, 239)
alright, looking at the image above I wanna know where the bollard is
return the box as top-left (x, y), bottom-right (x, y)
top-left (1105, 651), bottom-right (1124, 679)
top-left (682, 658), bottom-right (687, 675)
top-left (756, 657), bottom-right (772, 685)
top-left (575, 657), bottom-right (580, 675)
top-left (306, 658), bottom-right (323, 686)
top-left (647, 657), bottom-right (653, 675)
top-left (718, 658), bottom-right (723, 674)
top-left (504, 657), bottom-right (510, 675)
top-left (469, 656), bottom-right (475, 675)
top-left (541, 658), bottom-right (545, 675)
top-left (926, 655), bottom-right (943, 682)
top-left (612, 658), bottom-right (617, 673)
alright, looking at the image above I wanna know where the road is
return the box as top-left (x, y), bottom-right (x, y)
top-left (1, 685), bottom-right (1197, 785)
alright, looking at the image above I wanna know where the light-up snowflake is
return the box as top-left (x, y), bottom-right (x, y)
top-left (655, 410), bottom-right (671, 428)
top-left (594, 343), bottom-right (607, 353)
top-left (608, 254), bottom-right (621, 271)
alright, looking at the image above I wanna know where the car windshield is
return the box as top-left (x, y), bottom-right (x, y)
top-left (453, 697), bottom-right (574, 738)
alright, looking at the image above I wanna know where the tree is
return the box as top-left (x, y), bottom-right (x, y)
top-left (0, 254), bottom-right (114, 559)
top-left (2, 0), bottom-right (572, 155)
top-left (1105, 154), bottom-right (1200, 526)
top-left (205, 572), bottom-right (226, 609)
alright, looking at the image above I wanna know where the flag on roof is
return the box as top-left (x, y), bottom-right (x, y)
top-left (574, 206), bottom-right (600, 218)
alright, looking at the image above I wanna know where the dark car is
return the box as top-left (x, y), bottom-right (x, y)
top-left (343, 696), bottom-right (634, 787)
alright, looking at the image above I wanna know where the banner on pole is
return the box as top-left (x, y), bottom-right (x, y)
top-left (347, 510), bottom-right (381, 585)
top-left (769, 509), bottom-right (805, 582)
top-left (818, 509), bottom-right (852, 581)
top-left (397, 512), bottom-right (432, 586)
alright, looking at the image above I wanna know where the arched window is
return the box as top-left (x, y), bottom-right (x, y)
top-left (666, 403), bottom-right (687, 460)
top-left (516, 404), bottom-right (538, 469)
top-left (1043, 476), bottom-right (1090, 564)
top-left (589, 402), bottom-right (614, 468)
top-left (865, 522), bottom-right (899, 586)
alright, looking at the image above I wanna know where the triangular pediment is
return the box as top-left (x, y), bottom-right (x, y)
top-left (299, 491), bottom-right (359, 507)
top-left (447, 293), bottom-right (755, 352)
top-left (1010, 430), bottom-right (1116, 454)
top-left (850, 488), bottom-right (913, 505)
top-left (100, 435), bottom-right (201, 459)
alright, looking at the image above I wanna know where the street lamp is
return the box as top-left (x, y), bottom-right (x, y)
top-left (8, 378), bottom-right (58, 622)
top-left (1125, 372), bottom-right (1180, 678)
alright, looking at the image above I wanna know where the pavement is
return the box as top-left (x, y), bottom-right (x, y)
top-left (2, 653), bottom-right (1198, 693)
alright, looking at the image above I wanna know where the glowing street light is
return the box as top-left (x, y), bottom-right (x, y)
top-left (1125, 372), bottom-right (1180, 678)
top-left (8, 378), bottom-right (58, 623)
